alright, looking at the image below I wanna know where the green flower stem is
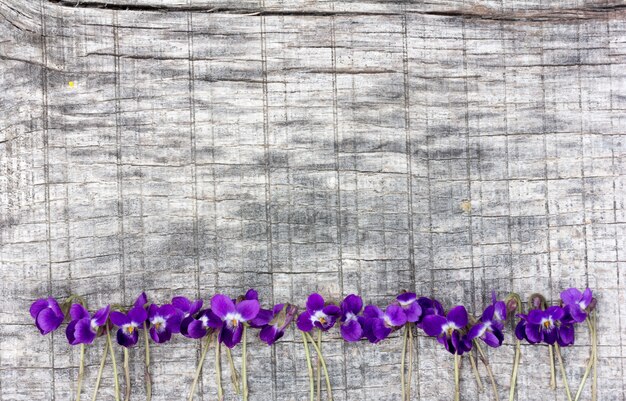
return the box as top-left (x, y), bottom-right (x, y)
top-left (75, 343), bottom-right (85, 401)
top-left (215, 337), bottom-right (224, 401)
top-left (555, 344), bottom-right (572, 401)
top-left (454, 354), bottom-right (460, 401)
top-left (468, 350), bottom-right (484, 392)
top-left (242, 325), bottom-right (249, 401)
top-left (407, 325), bottom-right (414, 401)
top-left (316, 330), bottom-right (322, 401)
top-left (508, 340), bottom-right (521, 401)
top-left (143, 322), bottom-right (151, 401)
top-left (400, 326), bottom-right (408, 401)
top-left (592, 311), bottom-right (597, 401)
top-left (92, 339), bottom-right (109, 401)
top-left (188, 334), bottom-right (212, 401)
top-left (123, 348), bottom-right (131, 401)
top-left (548, 344), bottom-right (556, 390)
top-left (573, 325), bottom-right (594, 401)
top-left (305, 332), bottom-right (333, 401)
top-left (226, 347), bottom-right (240, 394)
top-left (106, 326), bottom-right (120, 401)
top-left (474, 340), bottom-right (499, 401)
top-left (302, 331), bottom-right (315, 401)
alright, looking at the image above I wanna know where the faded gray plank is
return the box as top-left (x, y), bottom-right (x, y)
top-left (0, 0), bottom-right (625, 400)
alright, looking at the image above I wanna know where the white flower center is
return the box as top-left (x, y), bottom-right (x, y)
top-left (344, 312), bottom-right (357, 322)
top-left (541, 317), bottom-right (554, 330)
top-left (311, 310), bottom-right (328, 325)
top-left (122, 323), bottom-right (138, 335)
top-left (442, 322), bottom-right (458, 336)
top-left (200, 315), bottom-right (209, 327)
top-left (224, 312), bottom-right (243, 328)
top-left (90, 319), bottom-right (99, 331)
top-left (152, 316), bottom-right (167, 332)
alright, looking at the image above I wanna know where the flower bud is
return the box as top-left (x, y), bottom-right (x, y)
top-left (529, 293), bottom-right (546, 310)
top-left (587, 297), bottom-right (597, 312)
top-left (507, 298), bottom-right (518, 314)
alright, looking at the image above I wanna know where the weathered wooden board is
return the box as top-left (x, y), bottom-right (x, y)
top-left (1, 0), bottom-right (625, 400)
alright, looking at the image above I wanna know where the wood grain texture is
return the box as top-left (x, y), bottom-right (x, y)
top-left (1, 0), bottom-right (625, 400)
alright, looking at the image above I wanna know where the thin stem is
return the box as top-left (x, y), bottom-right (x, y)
top-left (188, 335), bottom-right (212, 401)
top-left (573, 316), bottom-right (596, 401)
top-left (316, 330), bottom-right (322, 401)
top-left (76, 343), bottom-right (85, 401)
top-left (400, 326), bottom-right (407, 401)
top-left (555, 344), bottom-right (573, 401)
top-left (475, 340), bottom-right (499, 401)
top-left (305, 332), bottom-right (333, 401)
top-left (302, 331), bottom-right (315, 401)
top-left (508, 340), bottom-right (521, 401)
top-left (123, 348), bottom-right (131, 401)
top-left (548, 344), bottom-right (556, 390)
top-left (454, 354), bottom-right (460, 401)
top-left (469, 351), bottom-right (484, 392)
top-left (143, 322), bottom-right (151, 401)
top-left (592, 311), bottom-right (597, 401)
top-left (215, 338), bottom-right (223, 401)
top-left (407, 325), bottom-right (413, 401)
top-left (92, 339), bottom-right (109, 401)
top-left (242, 325), bottom-right (249, 401)
top-left (106, 326), bottom-right (120, 401)
top-left (226, 347), bottom-right (240, 394)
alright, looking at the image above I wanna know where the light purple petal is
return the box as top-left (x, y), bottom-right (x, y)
top-left (527, 310), bottom-right (545, 325)
top-left (558, 325), bottom-right (575, 346)
top-left (245, 289), bottom-right (258, 301)
top-left (134, 292), bottom-right (148, 308)
top-left (211, 294), bottom-right (236, 319)
top-left (397, 292), bottom-right (417, 305)
top-left (560, 288), bottom-right (582, 305)
top-left (372, 319), bottom-right (392, 341)
top-left (30, 299), bottom-right (49, 319)
top-left (384, 305), bottom-right (407, 327)
top-left (494, 301), bottom-right (506, 321)
top-left (297, 312), bottom-right (313, 332)
top-left (340, 319), bottom-right (363, 342)
top-left (306, 293), bottom-right (325, 313)
top-left (565, 304), bottom-right (587, 323)
top-left (447, 306), bottom-right (468, 328)
top-left (74, 318), bottom-right (96, 344)
top-left (546, 306), bottom-right (565, 321)
top-left (128, 306), bottom-right (148, 325)
top-left (468, 323), bottom-right (487, 341)
top-left (92, 305), bottom-right (110, 327)
top-left (70, 304), bottom-right (89, 321)
top-left (249, 308), bottom-right (273, 328)
top-left (172, 296), bottom-right (191, 312)
top-left (363, 305), bottom-right (383, 319)
top-left (403, 302), bottom-right (422, 323)
top-left (236, 300), bottom-right (260, 321)
top-left (36, 308), bottom-right (63, 334)
top-left (148, 304), bottom-right (158, 319)
top-left (189, 300), bottom-right (203, 316)
top-left (482, 331), bottom-right (501, 348)
top-left (158, 304), bottom-right (177, 319)
top-left (581, 288), bottom-right (593, 309)
top-left (341, 294), bottom-right (363, 315)
top-left (422, 315), bottom-right (447, 337)
top-left (525, 323), bottom-right (542, 344)
top-left (109, 311), bottom-right (130, 327)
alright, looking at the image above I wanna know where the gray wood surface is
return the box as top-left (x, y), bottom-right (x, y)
top-left (1, 0), bottom-right (625, 400)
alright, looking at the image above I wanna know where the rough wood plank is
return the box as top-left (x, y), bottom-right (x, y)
top-left (1, 0), bottom-right (625, 400)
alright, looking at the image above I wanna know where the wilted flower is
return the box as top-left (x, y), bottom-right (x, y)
top-left (211, 294), bottom-right (260, 348)
top-left (110, 306), bottom-right (148, 347)
top-left (339, 294), bottom-right (364, 342)
top-left (296, 293), bottom-right (341, 332)
top-left (423, 305), bottom-right (471, 355)
top-left (362, 304), bottom-right (407, 343)
top-left (416, 297), bottom-right (444, 326)
top-left (30, 298), bottom-right (65, 335)
top-left (66, 304), bottom-right (110, 345)
top-left (259, 304), bottom-right (297, 345)
top-left (560, 288), bottom-right (593, 323)
top-left (468, 293), bottom-right (506, 348)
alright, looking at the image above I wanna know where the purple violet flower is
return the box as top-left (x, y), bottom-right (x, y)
top-left (517, 306), bottom-right (571, 345)
top-left (181, 308), bottom-right (222, 339)
top-left (467, 294), bottom-right (506, 348)
top-left (66, 304), bottom-right (110, 345)
top-left (211, 294), bottom-right (260, 348)
top-left (560, 288), bottom-right (593, 323)
top-left (339, 294), bottom-right (364, 342)
top-left (172, 296), bottom-right (203, 320)
top-left (423, 305), bottom-right (471, 355)
top-left (296, 293), bottom-right (341, 332)
top-left (110, 306), bottom-right (148, 348)
top-left (362, 304), bottom-right (407, 343)
top-left (147, 304), bottom-right (179, 343)
top-left (416, 297), bottom-right (444, 327)
top-left (259, 304), bottom-right (298, 345)
top-left (241, 289), bottom-right (275, 329)
top-left (396, 292), bottom-right (423, 323)
top-left (30, 297), bottom-right (65, 335)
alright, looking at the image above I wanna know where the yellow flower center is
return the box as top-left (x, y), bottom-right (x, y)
top-left (126, 326), bottom-right (134, 334)
top-left (319, 317), bottom-right (327, 325)
top-left (231, 319), bottom-right (238, 327)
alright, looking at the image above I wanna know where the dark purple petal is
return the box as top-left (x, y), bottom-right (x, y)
top-left (422, 315), bottom-right (447, 337)
top-left (493, 301), bottom-right (507, 321)
top-left (150, 326), bottom-right (172, 343)
top-left (236, 300), bottom-right (260, 321)
top-left (581, 288), bottom-right (593, 309)
top-left (66, 320), bottom-right (78, 344)
top-left (134, 292), bottom-right (148, 308)
top-left (180, 316), bottom-right (194, 337)
top-left (481, 305), bottom-right (495, 322)
top-left (187, 319), bottom-right (209, 339)
top-left (148, 304), bottom-right (158, 319)
top-left (74, 318), bottom-right (97, 344)
top-left (245, 289), bottom-right (258, 301)
top-left (211, 294), bottom-right (236, 319)
top-left (109, 311), bottom-right (130, 327)
top-left (315, 315), bottom-right (337, 331)
top-left (117, 328), bottom-right (138, 348)
top-left (384, 305), bottom-right (407, 327)
top-left (172, 296), bottom-right (192, 312)
top-left (515, 320), bottom-right (526, 341)
top-left (560, 288), bottom-right (582, 305)
top-left (306, 293), bottom-right (325, 313)
top-left (259, 325), bottom-right (281, 345)
top-left (543, 328), bottom-right (557, 345)
top-left (249, 308), bottom-right (273, 328)
top-left (558, 324), bottom-right (575, 346)
top-left (205, 309), bottom-right (224, 328)
top-left (525, 323), bottom-right (542, 344)
top-left (450, 331), bottom-right (462, 355)
top-left (92, 305), bottom-right (110, 327)
top-left (128, 306), bottom-right (148, 325)
top-left (447, 306), bottom-right (468, 328)
top-left (36, 308), bottom-right (64, 335)
top-left (363, 305), bottom-right (383, 319)
top-left (372, 319), bottom-right (392, 342)
top-left (189, 300), bottom-right (203, 316)
top-left (527, 310), bottom-right (545, 325)
top-left (397, 292), bottom-right (417, 305)
top-left (340, 319), bottom-right (363, 342)
top-left (297, 312), bottom-right (313, 332)
top-left (220, 323), bottom-right (243, 348)
top-left (322, 305), bottom-right (341, 317)
top-left (546, 306), bottom-right (564, 321)
top-left (565, 304), bottom-right (587, 323)
top-left (70, 304), bottom-right (89, 321)
top-left (341, 294), bottom-right (363, 315)
top-left (30, 299), bottom-right (49, 319)
top-left (482, 331), bottom-right (501, 348)
top-left (402, 302), bottom-right (422, 323)
top-left (158, 304), bottom-right (177, 318)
